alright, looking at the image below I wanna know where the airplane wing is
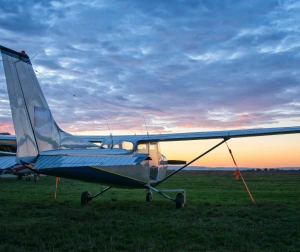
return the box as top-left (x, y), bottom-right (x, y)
top-left (1, 126), bottom-right (300, 146)
top-left (79, 126), bottom-right (300, 143)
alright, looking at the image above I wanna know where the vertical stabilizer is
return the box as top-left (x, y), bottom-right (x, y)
top-left (0, 46), bottom-right (96, 164)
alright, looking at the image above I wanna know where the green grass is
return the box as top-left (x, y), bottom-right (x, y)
top-left (0, 170), bottom-right (300, 251)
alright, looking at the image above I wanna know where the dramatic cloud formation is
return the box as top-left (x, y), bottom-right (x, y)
top-left (1, 0), bottom-right (300, 135)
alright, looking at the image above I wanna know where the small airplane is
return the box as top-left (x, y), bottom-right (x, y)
top-left (0, 162), bottom-right (36, 181)
top-left (0, 135), bottom-right (37, 180)
top-left (1, 45), bottom-right (300, 208)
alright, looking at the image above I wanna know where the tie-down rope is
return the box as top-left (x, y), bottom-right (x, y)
top-left (225, 142), bottom-right (256, 205)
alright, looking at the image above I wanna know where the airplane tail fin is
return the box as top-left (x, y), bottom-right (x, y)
top-left (0, 45), bottom-right (96, 164)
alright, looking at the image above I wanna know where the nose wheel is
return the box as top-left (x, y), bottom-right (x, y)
top-left (174, 193), bottom-right (185, 208)
top-left (145, 186), bottom-right (186, 208)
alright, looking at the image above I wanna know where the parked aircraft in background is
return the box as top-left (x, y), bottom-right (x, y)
top-left (1, 162), bottom-right (35, 181)
top-left (1, 45), bottom-right (300, 208)
top-left (0, 133), bottom-right (96, 181)
top-left (0, 134), bottom-right (37, 180)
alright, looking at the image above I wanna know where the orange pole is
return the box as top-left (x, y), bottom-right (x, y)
top-left (54, 177), bottom-right (60, 200)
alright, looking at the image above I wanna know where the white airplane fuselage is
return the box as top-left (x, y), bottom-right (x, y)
top-left (34, 142), bottom-right (168, 188)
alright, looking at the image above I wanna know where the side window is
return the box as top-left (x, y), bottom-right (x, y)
top-left (101, 143), bottom-right (110, 149)
top-left (121, 141), bottom-right (134, 151)
top-left (113, 141), bottom-right (134, 151)
top-left (100, 140), bottom-right (112, 149)
top-left (113, 143), bottom-right (120, 149)
top-left (101, 140), bottom-right (134, 151)
top-left (137, 143), bottom-right (148, 154)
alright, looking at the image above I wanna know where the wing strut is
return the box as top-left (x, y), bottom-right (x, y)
top-left (158, 138), bottom-right (229, 185)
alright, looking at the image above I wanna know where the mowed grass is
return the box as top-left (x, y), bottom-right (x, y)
top-left (0, 170), bottom-right (300, 252)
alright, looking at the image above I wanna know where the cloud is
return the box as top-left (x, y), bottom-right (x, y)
top-left (0, 0), bottom-right (300, 135)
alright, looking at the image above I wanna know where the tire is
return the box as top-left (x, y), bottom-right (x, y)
top-left (146, 192), bottom-right (153, 202)
top-left (81, 191), bottom-right (91, 205)
top-left (175, 193), bottom-right (184, 208)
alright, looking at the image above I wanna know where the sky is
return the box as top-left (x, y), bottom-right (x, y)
top-left (0, 0), bottom-right (300, 167)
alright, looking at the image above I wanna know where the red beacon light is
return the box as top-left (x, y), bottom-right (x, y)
top-left (21, 50), bottom-right (26, 55)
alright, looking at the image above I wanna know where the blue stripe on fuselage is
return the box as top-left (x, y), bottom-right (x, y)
top-left (39, 166), bottom-right (149, 188)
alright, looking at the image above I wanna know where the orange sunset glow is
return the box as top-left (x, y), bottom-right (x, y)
top-left (161, 135), bottom-right (300, 168)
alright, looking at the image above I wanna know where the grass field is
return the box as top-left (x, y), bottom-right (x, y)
top-left (0, 170), bottom-right (300, 251)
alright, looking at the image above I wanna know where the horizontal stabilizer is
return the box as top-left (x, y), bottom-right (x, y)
top-left (0, 156), bottom-right (18, 169)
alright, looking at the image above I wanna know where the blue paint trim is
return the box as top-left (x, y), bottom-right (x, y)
top-left (39, 166), bottom-right (148, 188)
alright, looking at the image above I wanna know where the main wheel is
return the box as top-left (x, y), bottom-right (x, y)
top-left (146, 191), bottom-right (153, 202)
top-left (81, 191), bottom-right (91, 205)
top-left (174, 193), bottom-right (184, 208)
top-left (17, 174), bottom-right (22, 180)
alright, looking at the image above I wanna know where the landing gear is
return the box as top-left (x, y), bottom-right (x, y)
top-left (145, 186), bottom-right (186, 208)
top-left (81, 191), bottom-right (91, 205)
top-left (175, 193), bottom-right (185, 208)
top-left (25, 176), bottom-right (31, 181)
top-left (17, 174), bottom-right (22, 180)
top-left (80, 187), bottom-right (111, 205)
top-left (146, 190), bottom-right (153, 202)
